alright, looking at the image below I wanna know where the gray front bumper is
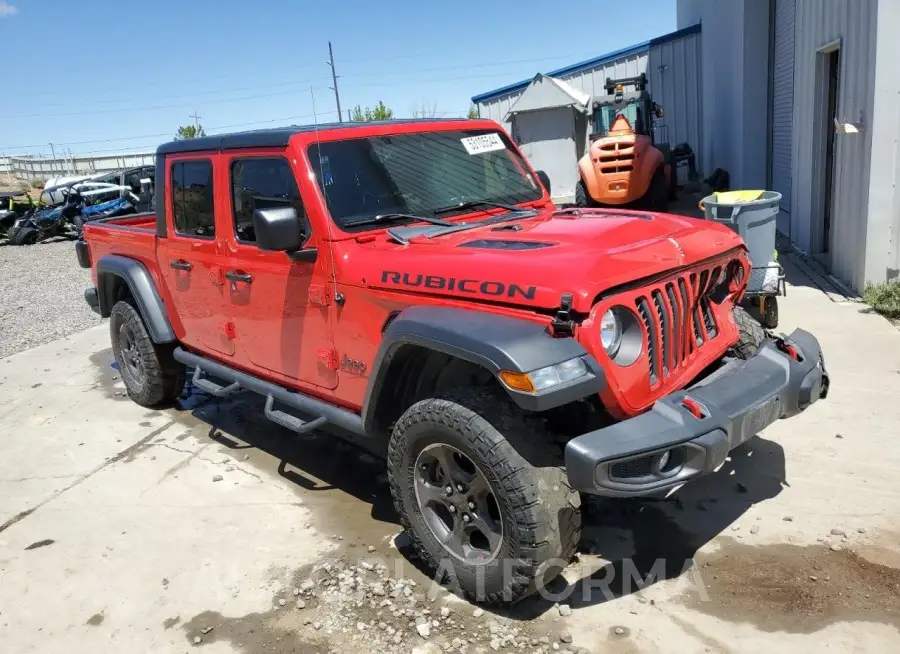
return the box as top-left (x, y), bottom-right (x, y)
top-left (565, 329), bottom-right (829, 497)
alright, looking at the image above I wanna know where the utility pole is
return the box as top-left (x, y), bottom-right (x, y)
top-left (189, 110), bottom-right (202, 131)
top-left (48, 142), bottom-right (58, 174)
top-left (326, 42), bottom-right (343, 123)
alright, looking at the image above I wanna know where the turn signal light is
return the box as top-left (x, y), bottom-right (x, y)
top-left (498, 371), bottom-right (536, 393)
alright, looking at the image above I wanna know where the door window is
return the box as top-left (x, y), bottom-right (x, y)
top-left (171, 160), bottom-right (215, 238)
top-left (230, 157), bottom-right (305, 243)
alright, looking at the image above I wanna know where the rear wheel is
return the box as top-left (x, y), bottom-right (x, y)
top-left (11, 227), bottom-right (38, 245)
top-left (642, 166), bottom-right (669, 212)
top-left (575, 179), bottom-right (596, 208)
top-left (110, 300), bottom-right (185, 407)
top-left (732, 305), bottom-right (766, 360)
top-left (388, 387), bottom-right (581, 604)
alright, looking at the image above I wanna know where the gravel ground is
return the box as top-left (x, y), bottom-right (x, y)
top-left (0, 238), bottom-right (101, 358)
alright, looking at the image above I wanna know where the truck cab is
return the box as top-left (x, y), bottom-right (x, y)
top-left (78, 118), bottom-right (829, 604)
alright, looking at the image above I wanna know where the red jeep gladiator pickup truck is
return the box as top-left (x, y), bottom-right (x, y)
top-left (77, 118), bottom-right (829, 603)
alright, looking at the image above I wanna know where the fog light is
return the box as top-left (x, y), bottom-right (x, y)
top-left (656, 450), bottom-right (671, 471)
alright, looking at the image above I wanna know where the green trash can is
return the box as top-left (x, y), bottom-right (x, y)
top-left (699, 190), bottom-right (783, 295)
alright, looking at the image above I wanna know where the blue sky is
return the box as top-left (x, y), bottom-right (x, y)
top-left (0, 0), bottom-right (675, 157)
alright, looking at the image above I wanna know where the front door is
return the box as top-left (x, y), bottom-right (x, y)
top-left (157, 155), bottom-right (234, 356)
top-left (222, 152), bottom-right (338, 390)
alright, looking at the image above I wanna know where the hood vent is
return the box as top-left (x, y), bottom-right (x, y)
top-left (459, 240), bottom-right (555, 251)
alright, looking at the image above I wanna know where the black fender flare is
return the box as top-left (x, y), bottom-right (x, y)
top-left (96, 255), bottom-right (176, 343)
top-left (361, 306), bottom-right (605, 431)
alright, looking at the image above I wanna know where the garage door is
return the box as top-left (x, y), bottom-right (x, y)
top-left (771, 0), bottom-right (795, 235)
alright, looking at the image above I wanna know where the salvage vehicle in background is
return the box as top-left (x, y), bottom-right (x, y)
top-left (78, 118), bottom-right (829, 604)
top-left (575, 74), bottom-right (697, 210)
top-left (1, 190), bottom-right (39, 238)
top-left (8, 182), bottom-right (137, 245)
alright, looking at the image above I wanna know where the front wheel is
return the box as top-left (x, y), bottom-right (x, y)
top-left (575, 179), bottom-right (597, 208)
top-left (731, 305), bottom-right (766, 360)
top-left (388, 387), bottom-right (581, 604)
top-left (11, 227), bottom-right (38, 245)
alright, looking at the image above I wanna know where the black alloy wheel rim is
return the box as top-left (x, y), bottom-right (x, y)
top-left (118, 324), bottom-right (144, 388)
top-left (413, 443), bottom-right (504, 564)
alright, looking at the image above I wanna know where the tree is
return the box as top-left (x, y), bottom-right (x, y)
top-left (175, 124), bottom-right (206, 140)
top-left (467, 105), bottom-right (479, 119)
top-left (350, 101), bottom-right (394, 122)
top-left (411, 101), bottom-right (438, 118)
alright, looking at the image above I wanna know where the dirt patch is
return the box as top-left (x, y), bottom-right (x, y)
top-left (85, 613), bottom-right (104, 626)
top-left (684, 538), bottom-right (900, 633)
top-left (162, 616), bottom-right (180, 630)
top-left (181, 555), bottom-right (575, 654)
top-left (24, 538), bottom-right (55, 550)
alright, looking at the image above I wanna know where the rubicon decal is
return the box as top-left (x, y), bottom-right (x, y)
top-left (381, 271), bottom-right (536, 300)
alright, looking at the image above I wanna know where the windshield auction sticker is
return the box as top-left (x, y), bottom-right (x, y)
top-left (460, 133), bottom-right (506, 155)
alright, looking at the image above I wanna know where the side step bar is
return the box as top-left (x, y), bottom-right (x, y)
top-left (174, 348), bottom-right (366, 437)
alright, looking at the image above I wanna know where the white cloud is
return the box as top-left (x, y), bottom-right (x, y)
top-left (0, 2), bottom-right (19, 18)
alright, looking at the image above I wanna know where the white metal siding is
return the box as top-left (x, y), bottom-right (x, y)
top-left (790, 0), bottom-right (877, 291)
top-left (771, 0), bottom-right (795, 235)
top-left (476, 52), bottom-right (650, 138)
top-left (648, 32), bottom-right (704, 174)
top-left (514, 109), bottom-right (579, 201)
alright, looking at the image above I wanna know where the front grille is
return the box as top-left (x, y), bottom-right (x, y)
top-left (635, 265), bottom-right (724, 387)
top-left (595, 142), bottom-right (635, 173)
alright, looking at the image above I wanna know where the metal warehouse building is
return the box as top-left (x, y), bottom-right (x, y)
top-left (472, 25), bottom-right (703, 203)
top-left (473, 0), bottom-right (900, 293)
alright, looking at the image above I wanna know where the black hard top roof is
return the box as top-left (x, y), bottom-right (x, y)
top-left (0, 190), bottom-right (28, 199)
top-left (156, 118), bottom-right (475, 156)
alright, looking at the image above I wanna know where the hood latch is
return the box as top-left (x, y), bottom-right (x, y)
top-left (550, 293), bottom-right (575, 337)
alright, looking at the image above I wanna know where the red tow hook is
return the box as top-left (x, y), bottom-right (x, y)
top-left (779, 341), bottom-right (802, 361)
top-left (681, 396), bottom-right (707, 420)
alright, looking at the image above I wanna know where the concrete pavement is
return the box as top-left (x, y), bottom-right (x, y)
top-left (0, 261), bottom-right (898, 653)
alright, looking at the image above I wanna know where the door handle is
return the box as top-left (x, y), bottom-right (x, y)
top-left (225, 270), bottom-right (252, 284)
top-left (170, 259), bottom-right (192, 271)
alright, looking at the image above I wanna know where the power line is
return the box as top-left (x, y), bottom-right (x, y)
top-left (6, 49), bottom-right (604, 115)
top-left (2, 111), bottom-right (340, 152)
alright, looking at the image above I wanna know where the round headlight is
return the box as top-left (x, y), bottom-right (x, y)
top-left (600, 309), bottom-right (622, 356)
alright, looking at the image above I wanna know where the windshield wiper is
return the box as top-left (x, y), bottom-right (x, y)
top-left (342, 213), bottom-right (453, 228)
top-left (433, 199), bottom-right (529, 215)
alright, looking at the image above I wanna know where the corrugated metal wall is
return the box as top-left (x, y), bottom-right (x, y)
top-left (1, 152), bottom-right (155, 182)
top-left (648, 32), bottom-right (704, 173)
top-left (771, 0), bottom-right (796, 236)
top-left (790, 0), bottom-right (877, 291)
top-left (476, 52), bottom-right (649, 140)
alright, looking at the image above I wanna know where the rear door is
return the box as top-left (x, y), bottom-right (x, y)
top-left (222, 151), bottom-right (338, 390)
top-left (156, 155), bottom-right (235, 357)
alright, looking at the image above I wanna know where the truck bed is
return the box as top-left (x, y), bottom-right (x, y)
top-left (81, 212), bottom-right (159, 280)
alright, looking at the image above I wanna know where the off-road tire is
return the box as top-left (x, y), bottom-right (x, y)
top-left (11, 227), bottom-right (38, 245)
top-left (110, 300), bottom-right (185, 407)
top-left (732, 305), bottom-right (766, 360)
top-left (575, 179), bottom-right (594, 207)
top-left (642, 166), bottom-right (669, 211)
top-left (388, 386), bottom-right (581, 604)
top-left (762, 296), bottom-right (779, 329)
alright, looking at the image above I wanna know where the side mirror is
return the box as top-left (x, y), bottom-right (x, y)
top-left (535, 170), bottom-right (551, 195)
top-left (252, 207), bottom-right (316, 261)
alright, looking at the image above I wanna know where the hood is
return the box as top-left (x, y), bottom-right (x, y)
top-left (336, 207), bottom-right (746, 312)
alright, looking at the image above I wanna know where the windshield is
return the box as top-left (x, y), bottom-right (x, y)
top-left (593, 101), bottom-right (647, 137)
top-left (307, 129), bottom-right (542, 230)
